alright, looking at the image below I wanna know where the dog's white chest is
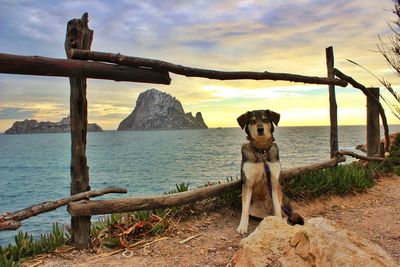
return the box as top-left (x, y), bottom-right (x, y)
top-left (242, 162), bottom-right (265, 186)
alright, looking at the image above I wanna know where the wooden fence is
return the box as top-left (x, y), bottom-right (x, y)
top-left (0, 13), bottom-right (390, 249)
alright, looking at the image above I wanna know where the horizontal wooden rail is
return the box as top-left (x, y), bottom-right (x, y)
top-left (70, 49), bottom-right (348, 86)
top-left (333, 68), bottom-right (390, 152)
top-left (336, 150), bottom-right (386, 162)
top-left (0, 53), bottom-right (171, 84)
top-left (336, 150), bottom-right (400, 164)
top-left (0, 187), bottom-right (127, 231)
top-left (280, 155), bottom-right (346, 179)
top-left (67, 156), bottom-right (346, 216)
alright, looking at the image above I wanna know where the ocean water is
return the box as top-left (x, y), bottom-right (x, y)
top-left (0, 125), bottom-right (399, 245)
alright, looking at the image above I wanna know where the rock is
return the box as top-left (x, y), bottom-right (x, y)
top-left (232, 217), bottom-right (397, 267)
top-left (356, 132), bottom-right (400, 153)
top-left (117, 88), bottom-right (207, 131)
top-left (355, 144), bottom-right (367, 153)
top-left (5, 116), bottom-right (103, 134)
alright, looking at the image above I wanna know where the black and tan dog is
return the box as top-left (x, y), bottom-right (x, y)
top-left (236, 109), bottom-right (304, 234)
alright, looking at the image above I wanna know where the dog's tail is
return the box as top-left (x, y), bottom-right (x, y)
top-left (281, 200), bottom-right (304, 226)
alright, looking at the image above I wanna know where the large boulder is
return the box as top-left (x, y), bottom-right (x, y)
top-left (232, 217), bottom-right (397, 267)
top-left (117, 89), bottom-right (207, 131)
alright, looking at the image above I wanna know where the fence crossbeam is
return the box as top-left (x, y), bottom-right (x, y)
top-left (69, 49), bottom-right (348, 86)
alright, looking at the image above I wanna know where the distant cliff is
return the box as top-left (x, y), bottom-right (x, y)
top-left (5, 116), bottom-right (103, 134)
top-left (118, 89), bottom-right (208, 131)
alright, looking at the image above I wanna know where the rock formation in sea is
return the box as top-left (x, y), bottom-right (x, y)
top-left (117, 88), bottom-right (208, 131)
top-left (5, 116), bottom-right (103, 134)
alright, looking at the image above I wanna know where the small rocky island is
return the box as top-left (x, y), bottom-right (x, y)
top-left (5, 116), bottom-right (103, 134)
top-left (118, 89), bottom-right (208, 131)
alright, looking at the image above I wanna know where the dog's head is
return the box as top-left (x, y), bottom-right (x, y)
top-left (237, 109), bottom-right (280, 147)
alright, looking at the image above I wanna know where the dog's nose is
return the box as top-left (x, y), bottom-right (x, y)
top-left (257, 127), bottom-right (264, 135)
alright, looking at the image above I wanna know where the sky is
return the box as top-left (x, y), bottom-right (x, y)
top-left (0, 0), bottom-right (399, 131)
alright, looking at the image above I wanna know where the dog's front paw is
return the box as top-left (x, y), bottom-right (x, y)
top-left (236, 223), bottom-right (248, 234)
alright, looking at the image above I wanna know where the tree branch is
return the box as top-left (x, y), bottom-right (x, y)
top-left (336, 150), bottom-right (385, 161)
top-left (333, 68), bottom-right (391, 152)
top-left (69, 49), bottom-right (348, 86)
top-left (0, 53), bottom-right (171, 84)
top-left (0, 187), bottom-right (127, 231)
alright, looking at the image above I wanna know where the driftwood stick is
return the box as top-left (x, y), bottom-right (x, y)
top-left (0, 52), bottom-right (171, 84)
top-left (366, 88), bottom-right (381, 156)
top-left (69, 49), bottom-right (348, 86)
top-left (326, 47), bottom-right (338, 159)
top-left (68, 157), bottom-right (346, 217)
top-left (68, 181), bottom-right (239, 216)
top-left (0, 187), bottom-right (127, 231)
top-left (0, 220), bottom-right (21, 231)
top-left (336, 150), bottom-right (385, 162)
top-left (334, 68), bottom-right (390, 152)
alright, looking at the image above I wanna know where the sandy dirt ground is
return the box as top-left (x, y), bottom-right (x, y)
top-left (24, 175), bottom-right (400, 267)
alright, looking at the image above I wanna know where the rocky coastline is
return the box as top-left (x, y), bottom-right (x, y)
top-left (5, 116), bottom-right (103, 134)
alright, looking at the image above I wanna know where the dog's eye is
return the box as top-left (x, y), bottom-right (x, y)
top-left (250, 119), bottom-right (256, 124)
top-left (262, 118), bottom-right (269, 123)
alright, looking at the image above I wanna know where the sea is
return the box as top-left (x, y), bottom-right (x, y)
top-left (0, 125), bottom-right (399, 246)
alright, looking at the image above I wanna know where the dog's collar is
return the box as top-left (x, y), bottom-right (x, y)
top-left (250, 143), bottom-right (273, 161)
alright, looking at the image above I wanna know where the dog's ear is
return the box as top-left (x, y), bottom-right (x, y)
top-left (237, 111), bottom-right (250, 129)
top-left (266, 110), bottom-right (280, 126)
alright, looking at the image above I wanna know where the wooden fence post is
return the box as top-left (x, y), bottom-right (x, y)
top-left (366, 87), bottom-right (380, 157)
top-left (326, 47), bottom-right (338, 159)
top-left (65, 12), bottom-right (93, 249)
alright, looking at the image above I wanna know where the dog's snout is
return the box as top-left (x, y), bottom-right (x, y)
top-left (257, 127), bottom-right (264, 135)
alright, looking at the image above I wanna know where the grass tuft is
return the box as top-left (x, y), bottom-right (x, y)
top-left (282, 163), bottom-right (376, 200)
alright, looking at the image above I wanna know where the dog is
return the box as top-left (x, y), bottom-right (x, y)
top-left (236, 109), bottom-right (304, 234)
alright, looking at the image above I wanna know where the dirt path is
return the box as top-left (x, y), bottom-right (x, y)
top-left (27, 175), bottom-right (400, 266)
top-left (295, 174), bottom-right (400, 262)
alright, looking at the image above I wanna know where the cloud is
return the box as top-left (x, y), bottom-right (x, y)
top-left (0, 0), bottom-right (398, 130)
top-left (0, 107), bottom-right (37, 120)
top-left (88, 103), bottom-right (132, 119)
top-left (202, 85), bottom-right (324, 99)
top-left (0, 102), bottom-right (66, 121)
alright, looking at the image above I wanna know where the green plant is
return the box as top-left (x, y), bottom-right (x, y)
top-left (163, 182), bottom-right (189, 195)
top-left (282, 164), bottom-right (375, 200)
top-left (389, 134), bottom-right (400, 158)
top-left (0, 223), bottom-right (67, 266)
top-left (215, 177), bottom-right (241, 206)
top-left (372, 133), bottom-right (400, 174)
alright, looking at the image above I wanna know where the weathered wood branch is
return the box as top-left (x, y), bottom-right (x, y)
top-left (0, 52), bottom-right (171, 84)
top-left (281, 155), bottom-right (346, 179)
top-left (0, 220), bottom-right (21, 231)
top-left (66, 12), bottom-right (91, 249)
top-left (0, 187), bottom-right (127, 231)
top-left (326, 47), bottom-right (338, 159)
top-left (69, 49), bottom-right (348, 86)
top-left (336, 150), bottom-right (400, 164)
top-left (67, 157), bottom-right (346, 216)
top-left (334, 68), bottom-right (390, 152)
top-left (336, 150), bottom-right (385, 162)
top-left (366, 88), bottom-right (381, 156)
